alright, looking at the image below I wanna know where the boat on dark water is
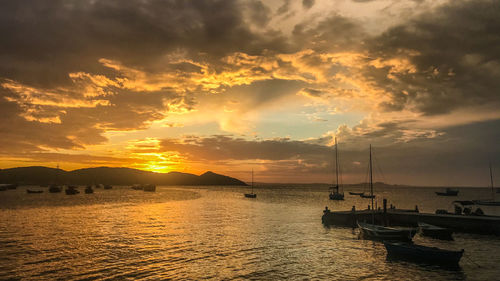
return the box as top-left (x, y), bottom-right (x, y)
top-left (49, 184), bottom-right (62, 193)
top-left (384, 241), bottom-right (464, 267)
top-left (84, 185), bottom-right (94, 194)
top-left (65, 186), bottom-right (79, 195)
top-left (360, 193), bottom-right (376, 199)
top-left (358, 221), bottom-right (416, 242)
top-left (131, 184), bottom-right (143, 190)
top-left (418, 222), bottom-right (453, 240)
top-left (143, 184), bottom-right (156, 192)
top-left (244, 170), bottom-right (257, 198)
top-left (473, 163), bottom-right (500, 206)
top-left (27, 189), bottom-right (43, 194)
top-left (349, 191), bottom-right (364, 195)
top-left (435, 188), bottom-right (459, 196)
top-left (0, 183), bottom-right (18, 190)
top-left (329, 138), bottom-right (344, 200)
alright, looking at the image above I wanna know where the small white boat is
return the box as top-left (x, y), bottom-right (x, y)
top-left (358, 221), bottom-right (416, 242)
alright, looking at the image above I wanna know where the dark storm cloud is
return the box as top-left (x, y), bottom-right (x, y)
top-left (0, 0), bottom-right (288, 88)
top-left (364, 0), bottom-right (500, 115)
top-left (292, 14), bottom-right (366, 52)
top-left (247, 0), bottom-right (272, 28)
top-left (160, 135), bottom-right (331, 161)
top-left (302, 0), bottom-right (315, 9)
top-left (277, 0), bottom-right (292, 15)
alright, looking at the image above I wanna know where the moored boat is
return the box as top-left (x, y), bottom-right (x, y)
top-left (384, 241), bottom-right (464, 266)
top-left (360, 193), bottom-right (376, 199)
top-left (418, 222), bottom-right (453, 240)
top-left (244, 170), bottom-right (257, 198)
top-left (435, 188), bottom-right (459, 196)
top-left (103, 184), bottom-right (112, 189)
top-left (27, 189), bottom-right (43, 194)
top-left (358, 221), bottom-right (416, 242)
top-left (143, 184), bottom-right (156, 192)
top-left (65, 185), bottom-right (80, 195)
top-left (84, 185), bottom-right (94, 194)
top-left (131, 184), bottom-right (143, 190)
top-left (49, 184), bottom-right (62, 193)
top-left (349, 191), bottom-right (364, 195)
top-left (473, 163), bottom-right (500, 206)
top-left (329, 138), bottom-right (344, 200)
top-left (1, 183), bottom-right (18, 190)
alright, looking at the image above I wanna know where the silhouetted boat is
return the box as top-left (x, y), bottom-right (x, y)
top-left (65, 185), bottom-right (79, 195)
top-left (0, 183), bottom-right (18, 190)
top-left (473, 162), bottom-right (500, 206)
top-left (358, 221), bottom-right (416, 242)
top-left (360, 193), bottom-right (376, 199)
top-left (143, 184), bottom-right (156, 192)
top-left (384, 241), bottom-right (463, 266)
top-left (349, 191), bottom-right (364, 195)
top-left (329, 137), bottom-right (344, 200)
top-left (244, 170), bottom-right (257, 198)
top-left (84, 185), bottom-right (94, 194)
top-left (49, 184), bottom-right (62, 193)
top-left (131, 184), bottom-right (143, 190)
top-left (418, 222), bottom-right (453, 240)
top-left (360, 145), bottom-right (377, 201)
top-left (103, 184), bottom-right (112, 189)
top-left (26, 189), bottom-right (43, 194)
top-left (435, 188), bottom-right (459, 196)
top-left (49, 165), bottom-right (63, 193)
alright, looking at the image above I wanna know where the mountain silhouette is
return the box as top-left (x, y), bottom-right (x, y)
top-left (0, 166), bottom-right (247, 186)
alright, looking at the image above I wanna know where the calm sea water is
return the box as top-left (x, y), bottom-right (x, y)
top-left (1, 185), bottom-right (500, 280)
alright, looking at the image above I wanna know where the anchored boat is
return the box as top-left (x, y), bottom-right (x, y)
top-left (358, 221), bottom-right (416, 242)
top-left (244, 170), bottom-right (257, 198)
top-left (329, 138), bottom-right (344, 200)
top-left (384, 241), bottom-right (463, 266)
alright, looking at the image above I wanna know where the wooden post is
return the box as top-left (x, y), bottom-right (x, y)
top-left (383, 198), bottom-right (387, 226)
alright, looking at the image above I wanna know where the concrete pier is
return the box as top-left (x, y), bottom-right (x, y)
top-left (322, 209), bottom-right (500, 235)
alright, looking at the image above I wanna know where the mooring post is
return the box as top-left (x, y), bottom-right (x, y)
top-left (383, 198), bottom-right (387, 226)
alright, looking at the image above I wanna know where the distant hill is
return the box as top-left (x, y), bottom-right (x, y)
top-left (0, 166), bottom-right (247, 186)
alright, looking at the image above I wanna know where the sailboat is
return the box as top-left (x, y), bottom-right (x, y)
top-left (357, 145), bottom-right (415, 241)
top-left (360, 146), bottom-right (376, 199)
top-left (244, 170), bottom-right (257, 198)
top-left (473, 162), bottom-right (500, 206)
top-left (49, 164), bottom-right (62, 193)
top-left (329, 138), bottom-right (344, 200)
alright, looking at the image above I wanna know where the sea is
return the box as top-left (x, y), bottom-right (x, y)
top-left (1, 185), bottom-right (500, 280)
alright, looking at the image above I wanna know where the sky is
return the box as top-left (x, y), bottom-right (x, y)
top-left (1, 0), bottom-right (499, 186)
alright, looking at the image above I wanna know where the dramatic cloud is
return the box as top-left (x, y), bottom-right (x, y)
top-left (0, 0), bottom-right (499, 185)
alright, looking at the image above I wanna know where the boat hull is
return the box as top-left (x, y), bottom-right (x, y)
top-left (349, 192), bottom-right (364, 195)
top-left (329, 192), bottom-right (344, 200)
top-left (384, 242), bottom-right (463, 266)
top-left (358, 222), bottom-right (416, 242)
top-left (26, 190), bottom-right (43, 194)
top-left (244, 193), bottom-right (257, 198)
top-left (143, 184), bottom-right (156, 192)
top-left (473, 200), bottom-right (500, 206)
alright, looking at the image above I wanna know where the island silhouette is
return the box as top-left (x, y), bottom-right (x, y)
top-left (0, 166), bottom-right (247, 186)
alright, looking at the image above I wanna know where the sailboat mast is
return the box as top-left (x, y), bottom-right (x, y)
top-left (369, 145), bottom-right (374, 223)
top-left (252, 169), bottom-right (254, 194)
top-left (490, 162), bottom-right (494, 200)
top-left (335, 137), bottom-right (339, 190)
